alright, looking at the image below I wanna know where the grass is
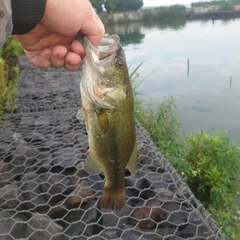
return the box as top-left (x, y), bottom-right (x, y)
top-left (0, 36), bottom-right (23, 116)
top-left (131, 64), bottom-right (240, 240)
top-left (143, 4), bottom-right (187, 22)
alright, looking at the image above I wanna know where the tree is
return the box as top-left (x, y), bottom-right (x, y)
top-left (90, 0), bottom-right (104, 12)
top-left (128, 0), bottom-right (143, 11)
top-left (104, 0), bottom-right (143, 13)
top-left (104, 0), bottom-right (115, 13)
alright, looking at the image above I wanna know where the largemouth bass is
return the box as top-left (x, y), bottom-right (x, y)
top-left (78, 34), bottom-right (138, 211)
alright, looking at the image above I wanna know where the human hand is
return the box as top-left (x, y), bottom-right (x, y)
top-left (14, 0), bottom-right (105, 71)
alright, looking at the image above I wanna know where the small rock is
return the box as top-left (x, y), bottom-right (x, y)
top-left (138, 233), bottom-right (164, 240)
top-left (13, 133), bottom-right (27, 145)
top-left (0, 184), bottom-right (24, 209)
top-left (0, 157), bottom-right (8, 173)
top-left (47, 181), bottom-right (93, 218)
top-left (121, 228), bottom-right (143, 240)
top-left (21, 173), bottom-right (49, 210)
top-left (62, 201), bottom-right (98, 239)
top-left (0, 211), bottom-right (16, 235)
top-left (23, 131), bottom-right (46, 145)
top-left (101, 210), bottom-right (119, 227)
top-left (19, 116), bottom-right (35, 128)
top-left (51, 147), bottom-right (82, 167)
top-left (27, 213), bottom-right (63, 240)
top-left (131, 199), bottom-right (162, 230)
top-left (0, 172), bottom-right (14, 188)
top-left (34, 116), bottom-right (50, 125)
top-left (3, 211), bottom-right (31, 239)
top-left (66, 180), bottom-right (93, 205)
top-left (168, 210), bottom-right (189, 225)
top-left (39, 171), bottom-right (75, 205)
top-left (0, 120), bottom-right (13, 128)
top-left (156, 188), bottom-right (178, 201)
top-left (156, 223), bottom-right (177, 237)
top-left (100, 229), bottom-right (121, 239)
top-left (178, 223), bottom-right (197, 238)
top-left (10, 145), bottom-right (38, 174)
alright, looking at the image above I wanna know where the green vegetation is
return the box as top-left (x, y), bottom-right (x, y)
top-left (105, 0), bottom-right (143, 12)
top-left (131, 67), bottom-right (240, 240)
top-left (220, 1), bottom-right (234, 10)
top-left (90, 0), bottom-right (143, 13)
top-left (143, 5), bottom-right (187, 22)
top-left (192, 0), bottom-right (238, 9)
top-left (231, 0), bottom-right (240, 4)
top-left (90, 0), bottom-right (104, 12)
top-left (0, 36), bottom-right (23, 116)
top-left (192, 1), bottom-right (225, 7)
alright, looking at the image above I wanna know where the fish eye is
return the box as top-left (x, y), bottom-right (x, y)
top-left (116, 58), bottom-right (124, 67)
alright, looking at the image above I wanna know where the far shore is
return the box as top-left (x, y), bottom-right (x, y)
top-left (99, 5), bottom-right (240, 24)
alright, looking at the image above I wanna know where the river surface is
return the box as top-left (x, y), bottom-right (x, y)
top-left (105, 18), bottom-right (240, 145)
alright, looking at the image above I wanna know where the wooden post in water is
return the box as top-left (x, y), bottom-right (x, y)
top-left (187, 58), bottom-right (190, 77)
top-left (229, 75), bottom-right (232, 88)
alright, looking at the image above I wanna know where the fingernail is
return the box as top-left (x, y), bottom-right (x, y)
top-left (69, 61), bottom-right (79, 66)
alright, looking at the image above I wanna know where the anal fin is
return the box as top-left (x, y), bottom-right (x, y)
top-left (76, 108), bottom-right (85, 121)
top-left (85, 154), bottom-right (102, 175)
top-left (127, 140), bottom-right (138, 175)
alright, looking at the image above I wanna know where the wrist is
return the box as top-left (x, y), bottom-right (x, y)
top-left (11, 0), bottom-right (47, 35)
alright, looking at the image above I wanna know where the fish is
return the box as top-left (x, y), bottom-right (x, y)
top-left (78, 34), bottom-right (138, 211)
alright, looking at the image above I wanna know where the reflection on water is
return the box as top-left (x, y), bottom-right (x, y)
top-left (142, 17), bottom-right (187, 30)
top-left (185, 106), bottom-right (213, 112)
top-left (105, 22), bottom-right (145, 46)
top-left (105, 18), bottom-right (240, 145)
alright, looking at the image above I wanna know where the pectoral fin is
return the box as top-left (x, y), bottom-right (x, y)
top-left (76, 108), bottom-right (85, 121)
top-left (85, 154), bottom-right (102, 175)
top-left (104, 88), bottom-right (126, 107)
top-left (95, 109), bottom-right (109, 133)
top-left (127, 141), bottom-right (138, 175)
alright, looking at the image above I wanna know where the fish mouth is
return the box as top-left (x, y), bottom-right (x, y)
top-left (82, 34), bottom-right (120, 65)
top-left (80, 35), bottom-right (121, 109)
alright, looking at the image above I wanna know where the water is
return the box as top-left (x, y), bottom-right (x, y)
top-left (105, 18), bottom-right (240, 145)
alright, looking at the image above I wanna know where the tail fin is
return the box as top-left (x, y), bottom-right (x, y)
top-left (99, 187), bottom-right (126, 211)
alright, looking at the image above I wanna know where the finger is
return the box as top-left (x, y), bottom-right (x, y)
top-left (25, 48), bottom-right (52, 69)
top-left (81, 9), bottom-right (105, 47)
top-left (64, 51), bottom-right (81, 71)
top-left (87, 19), bottom-right (105, 47)
top-left (70, 40), bottom-right (85, 58)
top-left (51, 45), bottom-right (68, 68)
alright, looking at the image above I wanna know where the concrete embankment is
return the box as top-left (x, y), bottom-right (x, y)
top-left (99, 6), bottom-right (240, 23)
top-left (187, 5), bottom-right (240, 19)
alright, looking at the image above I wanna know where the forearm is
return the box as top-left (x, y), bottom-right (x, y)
top-left (11, 0), bottom-right (46, 34)
top-left (0, 0), bottom-right (46, 47)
